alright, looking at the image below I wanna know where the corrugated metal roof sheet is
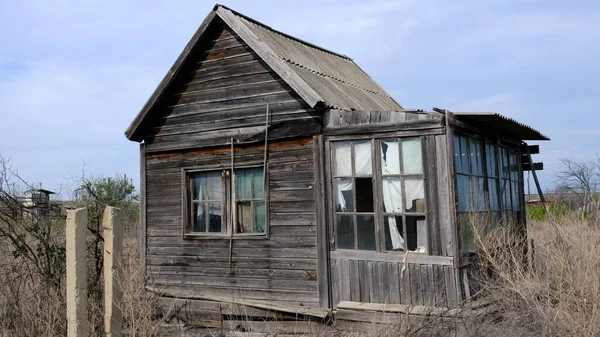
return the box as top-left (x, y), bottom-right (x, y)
top-left (222, 6), bottom-right (403, 111)
top-left (454, 112), bottom-right (550, 141)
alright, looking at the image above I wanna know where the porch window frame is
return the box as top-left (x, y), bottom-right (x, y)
top-left (327, 136), bottom-right (428, 254)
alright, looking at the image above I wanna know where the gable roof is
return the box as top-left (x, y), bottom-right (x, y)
top-left (125, 4), bottom-right (403, 141)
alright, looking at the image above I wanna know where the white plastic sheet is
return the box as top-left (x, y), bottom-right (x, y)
top-left (333, 141), bottom-right (352, 176)
top-left (382, 177), bottom-right (404, 250)
top-left (381, 139), bottom-right (400, 175)
top-left (402, 138), bottom-right (423, 174)
top-left (354, 141), bottom-right (372, 176)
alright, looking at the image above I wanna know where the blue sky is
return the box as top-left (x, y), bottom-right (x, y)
top-left (1, 0), bottom-right (599, 198)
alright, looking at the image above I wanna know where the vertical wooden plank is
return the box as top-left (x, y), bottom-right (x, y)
top-left (378, 261), bottom-right (389, 304)
top-left (367, 261), bottom-right (376, 303)
top-left (426, 265), bottom-right (435, 306)
top-left (433, 265), bottom-right (446, 307)
top-left (423, 136), bottom-right (440, 255)
top-left (445, 115), bottom-right (460, 260)
top-left (400, 262), bottom-right (411, 305)
top-left (66, 208), bottom-right (89, 337)
top-left (388, 262), bottom-right (400, 304)
top-left (313, 135), bottom-right (331, 309)
top-left (103, 207), bottom-right (123, 337)
top-left (444, 265), bottom-right (458, 306)
top-left (331, 259), bottom-right (339, 308)
top-left (409, 264), bottom-right (422, 305)
top-left (349, 260), bottom-right (359, 302)
top-left (371, 261), bottom-right (381, 303)
top-left (139, 144), bottom-right (147, 277)
top-left (341, 259), bottom-right (351, 301)
top-left (420, 265), bottom-right (431, 306)
top-left (435, 134), bottom-right (454, 257)
top-left (358, 260), bottom-right (369, 302)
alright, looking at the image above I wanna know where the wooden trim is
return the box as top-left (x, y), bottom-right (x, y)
top-left (423, 135), bottom-right (440, 255)
top-left (125, 11), bottom-right (218, 141)
top-left (314, 135), bottom-right (332, 309)
top-left (216, 7), bottom-right (323, 108)
top-left (323, 120), bottom-right (444, 137)
top-left (140, 144), bottom-right (147, 278)
top-left (330, 250), bottom-right (454, 266)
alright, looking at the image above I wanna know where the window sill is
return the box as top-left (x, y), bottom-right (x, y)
top-left (183, 233), bottom-right (269, 240)
top-left (331, 249), bottom-right (454, 266)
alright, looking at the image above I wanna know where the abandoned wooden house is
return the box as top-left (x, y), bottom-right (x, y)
top-left (124, 4), bottom-right (549, 326)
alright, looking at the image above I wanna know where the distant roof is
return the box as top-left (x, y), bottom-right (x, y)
top-left (125, 4), bottom-right (403, 141)
top-left (454, 112), bottom-right (550, 141)
top-left (29, 188), bottom-right (56, 195)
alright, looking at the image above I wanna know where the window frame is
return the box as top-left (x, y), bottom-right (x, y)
top-left (181, 164), bottom-right (270, 240)
top-left (327, 136), bottom-right (429, 254)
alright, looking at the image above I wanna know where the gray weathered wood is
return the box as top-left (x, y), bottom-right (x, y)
top-left (313, 135), bottom-right (331, 309)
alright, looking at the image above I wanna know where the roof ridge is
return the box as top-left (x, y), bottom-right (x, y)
top-left (283, 58), bottom-right (393, 98)
top-left (215, 4), bottom-right (353, 61)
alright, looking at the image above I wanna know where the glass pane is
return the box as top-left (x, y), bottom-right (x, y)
top-left (192, 172), bottom-right (222, 201)
top-left (512, 181), bottom-right (521, 211)
top-left (381, 177), bottom-right (402, 213)
top-left (192, 174), bottom-right (206, 201)
top-left (500, 148), bottom-right (510, 179)
top-left (381, 139), bottom-right (400, 175)
top-left (509, 150), bottom-right (519, 181)
top-left (488, 178), bottom-right (499, 211)
top-left (457, 174), bottom-right (471, 212)
top-left (384, 216), bottom-right (404, 251)
top-left (207, 202), bottom-right (222, 232)
top-left (193, 203), bottom-right (206, 232)
top-left (472, 177), bottom-right (486, 212)
top-left (206, 172), bottom-right (221, 200)
top-left (469, 138), bottom-right (483, 175)
top-left (355, 178), bottom-right (374, 212)
top-left (502, 179), bottom-right (512, 211)
top-left (236, 169), bottom-right (252, 200)
top-left (357, 215), bottom-right (376, 251)
top-left (237, 201), bottom-right (253, 233)
top-left (402, 138), bottom-right (423, 174)
top-left (459, 136), bottom-right (470, 174)
top-left (486, 143), bottom-right (497, 178)
top-left (406, 216), bottom-right (427, 252)
top-left (253, 201), bottom-right (266, 233)
top-left (453, 135), bottom-right (463, 174)
top-left (333, 141), bottom-right (352, 176)
top-left (405, 178), bottom-right (425, 213)
top-left (334, 178), bottom-right (354, 212)
top-left (336, 214), bottom-right (354, 249)
top-left (251, 168), bottom-right (264, 199)
top-left (354, 141), bottom-right (372, 176)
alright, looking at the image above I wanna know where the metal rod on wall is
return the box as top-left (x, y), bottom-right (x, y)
top-left (262, 104), bottom-right (269, 226)
top-left (228, 137), bottom-right (235, 267)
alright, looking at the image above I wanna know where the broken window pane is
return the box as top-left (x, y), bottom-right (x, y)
top-left (406, 216), bottom-right (426, 252)
top-left (381, 139), bottom-right (400, 175)
top-left (384, 216), bottom-right (404, 251)
top-left (405, 178), bottom-right (425, 213)
top-left (357, 215), bottom-right (376, 251)
top-left (402, 138), bottom-right (422, 174)
top-left (354, 141), bottom-right (372, 176)
top-left (334, 178), bottom-right (354, 212)
top-left (333, 141), bottom-right (352, 176)
top-left (381, 177), bottom-right (402, 213)
top-left (336, 215), bottom-right (354, 249)
top-left (457, 174), bottom-right (471, 212)
top-left (355, 178), bottom-right (374, 212)
top-left (253, 201), bottom-right (266, 233)
top-left (486, 143), bottom-right (497, 178)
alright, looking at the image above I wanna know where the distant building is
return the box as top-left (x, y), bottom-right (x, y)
top-left (20, 188), bottom-right (57, 218)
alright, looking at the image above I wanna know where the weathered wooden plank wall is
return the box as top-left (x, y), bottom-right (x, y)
top-left (143, 19), bottom-right (321, 153)
top-left (145, 138), bottom-right (319, 306)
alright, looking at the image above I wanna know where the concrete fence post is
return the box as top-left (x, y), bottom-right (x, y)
top-left (103, 206), bottom-right (123, 337)
top-left (66, 208), bottom-right (89, 337)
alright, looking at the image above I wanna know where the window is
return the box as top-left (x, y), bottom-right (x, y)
top-left (185, 167), bottom-right (266, 236)
top-left (331, 138), bottom-right (427, 252)
top-left (453, 134), bottom-right (523, 253)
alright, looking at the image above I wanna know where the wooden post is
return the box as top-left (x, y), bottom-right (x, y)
top-left (66, 208), bottom-right (89, 337)
top-left (103, 206), bottom-right (123, 337)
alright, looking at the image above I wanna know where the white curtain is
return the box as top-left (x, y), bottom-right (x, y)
top-left (381, 140), bottom-right (400, 175)
top-left (354, 141), bottom-right (372, 176)
top-left (334, 142), bottom-right (352, 176)
top-left (382, 177), bottom-right (404, 250)
top-left (335, 179), bottom-right (353, 212)
top-left (404, 179), bottom-right (424, 212)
